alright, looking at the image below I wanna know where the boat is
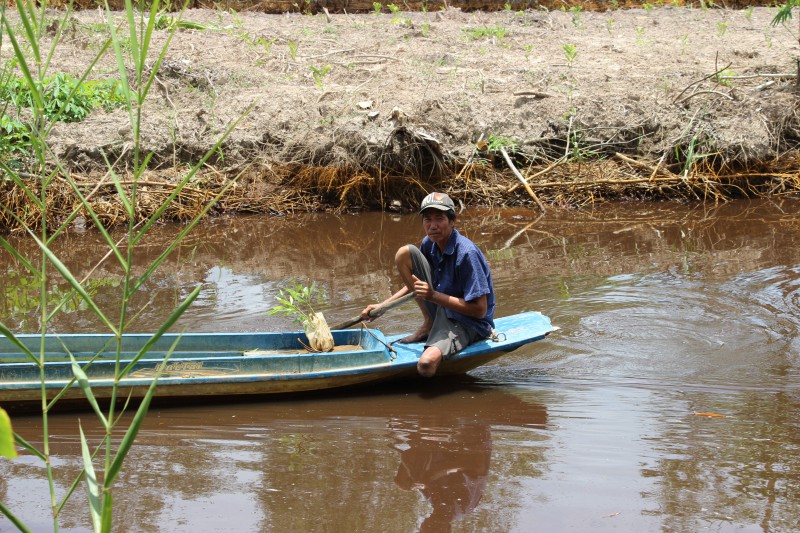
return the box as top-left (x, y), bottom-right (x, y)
top-left (0, 311), bottom-right (555, 409)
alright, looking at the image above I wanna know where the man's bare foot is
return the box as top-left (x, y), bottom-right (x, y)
top-left (397, 326), bottom-right (430, 344)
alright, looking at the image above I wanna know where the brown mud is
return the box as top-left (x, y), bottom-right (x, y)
top-left (2, 2), bottom-right (800, 230)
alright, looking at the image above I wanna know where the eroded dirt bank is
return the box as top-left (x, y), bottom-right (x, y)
top-left (3, 4), bottom-right (800, 227)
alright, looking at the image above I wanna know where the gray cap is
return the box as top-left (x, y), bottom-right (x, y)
top-left (419, 192), bottom-right (455, 213)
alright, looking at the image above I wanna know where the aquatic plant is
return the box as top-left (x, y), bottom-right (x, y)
top-left (0, 0), bottom-right (250, 531)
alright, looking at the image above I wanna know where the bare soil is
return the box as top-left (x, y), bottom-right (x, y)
top-left (8, 4), bottom-right (800, 215)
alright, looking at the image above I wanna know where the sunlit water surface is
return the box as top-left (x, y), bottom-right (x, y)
top-left (2, 200), bottom-right (799, 532)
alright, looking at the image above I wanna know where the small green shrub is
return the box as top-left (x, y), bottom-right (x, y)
top-left (464, 25), bottom-right (508, 41)
top-left (0, 73), bottom-right (126, 123)
top-left (0, 114), bottom-right (31, 162)
top-left (563, 43), bottom-right (577, 67)
top-left (487, 133), bottom-right (518, 152)
top-left (309, 64), bottom-right (331, 89)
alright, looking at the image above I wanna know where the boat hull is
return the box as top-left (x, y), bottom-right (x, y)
top-left (0, 312), bottom-right (555, 408)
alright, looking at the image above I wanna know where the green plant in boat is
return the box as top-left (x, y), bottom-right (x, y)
top-left (268, 281), bottom-right (328, 329)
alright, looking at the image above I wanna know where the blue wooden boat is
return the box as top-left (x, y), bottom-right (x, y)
top-left (0, 312), bottom-right (555, 408)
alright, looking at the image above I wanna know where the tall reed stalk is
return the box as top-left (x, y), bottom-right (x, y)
top-left (0, 0), bottom-right (251, 530)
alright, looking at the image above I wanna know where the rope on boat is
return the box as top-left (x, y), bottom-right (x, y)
top-left (359, 322), bottom-right (398, 361)
top-left (489, 329), bottom-right (506, 342)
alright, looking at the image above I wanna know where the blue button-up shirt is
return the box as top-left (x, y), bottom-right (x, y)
top-left (420, 228), bottom-right (495, 338)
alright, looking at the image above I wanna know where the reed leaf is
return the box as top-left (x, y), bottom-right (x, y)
top-left (28, 232), bottom-right (118, 335)
top-left (69, 354), bottom-right (110, 430)
top-left (46, 337), bottom-right (117, 411)
top-left (109, 168), bottom-right (133, 219)
top-left (119, 285), bottom-right (201, 378)
top-left (45, 380), bottom-right (79, 412)
top-left (104, 5), bottom-right (134, 124)
top-left (0, 323), bottom-right (39, 366)
top-left (0, 237), bottom-right (40, 280)
top-left (0, 408), bottom-right (17, 459)
top-left (0, 501), bottom-right (32, 533)
top-left (56, 429), bottom-right (105, 516)
top-left (55, 172), bottom-right (128, 270)
top-left (57, 468), bottom-right (86, 517)
top-left (13, 432), bottom-right (44, 460)
top-left (138, 5), bottom-right (181, 107)
top-left (78, 423), bottom-right (103, 533)
top-left (136, 0), bottom-right (160, 82)
top-left (12, 0), bottom-right (40, 67)
top-left (123, 0), bottom-right (144, 78)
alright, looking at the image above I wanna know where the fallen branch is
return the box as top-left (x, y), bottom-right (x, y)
top-left (727, 73), bottom-right (795, 79)
top-left (303, 48), bottom-right (354, 60)
top-left (674, 89), bottom-right (735, 105)
top-left (673, 62), bottom-right (732, 105)
top-left (500, 147), bottom-right (546, 212)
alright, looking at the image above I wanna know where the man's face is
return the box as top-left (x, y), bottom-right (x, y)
top-left (421, 209), bottom-right (454, 246)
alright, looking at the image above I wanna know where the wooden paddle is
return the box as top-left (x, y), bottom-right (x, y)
top-left (331, 292), bottom-right (417, 330)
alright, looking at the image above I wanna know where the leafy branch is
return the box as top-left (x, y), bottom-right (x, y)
top-left (268, 281), bottom-right (328, 328)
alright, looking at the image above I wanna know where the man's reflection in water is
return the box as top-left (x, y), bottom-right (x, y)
top-left (387, 384), bottom-right (549, 532)
top-left (391, 417), bottom-right (491, 532)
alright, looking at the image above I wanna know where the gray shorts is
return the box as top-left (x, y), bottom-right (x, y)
top-left (407, 245), bottom-right (480, 359)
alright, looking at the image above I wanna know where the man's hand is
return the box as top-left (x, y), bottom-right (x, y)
top-left (359, 304), bottom-right (384, 322)
top-left (411, 275), bottom-right (435, 300)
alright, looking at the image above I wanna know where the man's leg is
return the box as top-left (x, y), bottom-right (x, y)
top-left (417, 307), bottom-right (479, 377)
top-left (417, 345), bottom-right (443, 377)
top-left (395, 245), bottom-right (435, 343)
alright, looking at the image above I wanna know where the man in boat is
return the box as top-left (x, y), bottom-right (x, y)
top-left (360, 192), bottom-right (495, 377)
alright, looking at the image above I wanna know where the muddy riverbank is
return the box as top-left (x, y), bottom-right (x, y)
top-left (2, 4), bottom-right (800, 230)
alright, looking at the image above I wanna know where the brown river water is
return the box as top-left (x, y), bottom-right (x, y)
top-left (1, 199), bottom-right (799, 532)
